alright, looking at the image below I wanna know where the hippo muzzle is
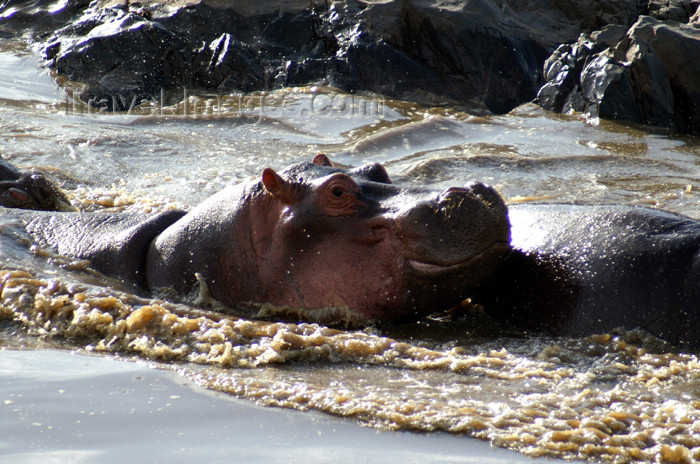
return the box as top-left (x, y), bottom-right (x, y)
top-left (397, 182), bottom-right (510, 271)
top-left (387, 182), bottom-right (511, 319)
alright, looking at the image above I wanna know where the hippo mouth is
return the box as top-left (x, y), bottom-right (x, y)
top-left (406, 241), bottom-right (511, 275)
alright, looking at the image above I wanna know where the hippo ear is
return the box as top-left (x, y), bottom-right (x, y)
top-left (261, 168), bottom-right (296, 204)
top-left (8, 187), bottom-right (32, 203)
top-left (312, 154), bottom-right (333, 166)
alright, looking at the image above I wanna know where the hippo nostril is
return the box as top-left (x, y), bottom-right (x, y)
top-left (439, 183), bottom-right (505, 209)
top-left (464, 181), bottom-right (503, 205)
top-left (442, 187), bottom-right (469, 195)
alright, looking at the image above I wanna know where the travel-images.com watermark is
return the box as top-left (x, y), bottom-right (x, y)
top-left (63, 88), bottom-right (387, 121)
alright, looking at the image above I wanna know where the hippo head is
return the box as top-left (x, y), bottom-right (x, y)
top-left (147, 156), bottom-right (511, 323)
top-left (0, 160), bottom-right (75, 212)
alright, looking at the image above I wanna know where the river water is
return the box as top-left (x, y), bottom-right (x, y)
top-left (1, 40), bottom-right (700, 463)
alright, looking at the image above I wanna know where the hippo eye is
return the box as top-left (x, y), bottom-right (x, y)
top-left (320, 173), bottom-right (362, 215)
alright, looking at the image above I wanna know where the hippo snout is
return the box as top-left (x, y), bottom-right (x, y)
top-left (396, 182), bottom-right (510, 269)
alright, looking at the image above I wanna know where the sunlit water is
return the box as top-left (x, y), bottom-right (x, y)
top-left (1, 40), bottom-right (700, 463)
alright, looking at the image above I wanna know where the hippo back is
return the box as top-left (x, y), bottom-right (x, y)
top-left (476, 204), bottom-right (700, 345)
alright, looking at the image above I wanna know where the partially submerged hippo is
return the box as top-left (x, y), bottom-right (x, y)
top-left (9, 155), bottom-right (511, 323)
top-left (0, 159), bottom-right (74, 212)
top-left (2, 156), bottom-right (699, 345)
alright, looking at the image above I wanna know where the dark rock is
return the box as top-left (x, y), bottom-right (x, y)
top-left (504, 0), bottom-right (644, 35)
top-left (692, 4), bottom-right (700, 22)
top-left (28, 0), bottom-right (646, 113)
top-left (590, 24), bottom-right (632, 47)
top-left (536, 25), bottom-right (628, 113)
top-left (536, 36), bottom-right (605, 114)
top-left (47, 10), bottom-right (192, 111)
top-left (580, 55), bottom-right (643, 122)
top-left (646, 0), bottom-right (700, 22)
top-left (7, 0), bottom-right (663, 115)
top-left (537, 15), bottom-right (700, 135)
top-left (194, 33), bottom-right (264, 92)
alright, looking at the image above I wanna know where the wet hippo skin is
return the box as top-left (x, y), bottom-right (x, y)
top-left (10, 155), bottom-right (512, 323)
top-left (473, 204), bottom-right (700, 346)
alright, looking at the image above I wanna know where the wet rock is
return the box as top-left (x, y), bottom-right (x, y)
top-left (535, 25), bottom-right (628, 114)
top-left (193, 33), bottom-right (264, 93)
top-left (5, 0), bottom-right (662, 115)
top-left (505, 0), bottom-right (643, 35)
top-left (646, 0), bottom-right (700, 22)
top-left (341, 0), bottom-right (556, 112)
top-left (16, 0), bottom-right (646, 114)
top-left (537, 15), bottom-right (700, 135)
top-left (692, 4), bottom-right (700, 22)
top-left (45, 9), bottom-right (192, 111)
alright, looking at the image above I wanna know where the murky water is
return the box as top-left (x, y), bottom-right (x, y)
top-left (1, 40), bottom-right (700, 463)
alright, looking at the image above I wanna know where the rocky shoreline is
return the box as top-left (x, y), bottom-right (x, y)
top-left (537, 5), bottom-right (700, 135)
top-left (1, 0), bottom-right (698, 134)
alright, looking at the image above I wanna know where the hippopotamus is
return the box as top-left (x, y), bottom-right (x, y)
top-left (6, 154), bottom-right (511, 322)
top-left (1, 156), bottom-right (699, 345)
top-left (0, 158), bottom-right (74, 212)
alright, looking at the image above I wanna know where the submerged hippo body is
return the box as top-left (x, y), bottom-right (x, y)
top-left (2, 157), bottom-right (699, 344)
